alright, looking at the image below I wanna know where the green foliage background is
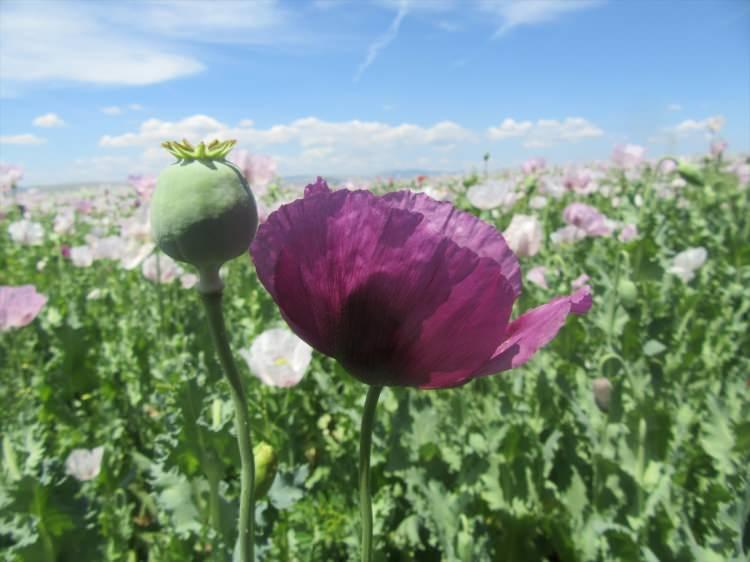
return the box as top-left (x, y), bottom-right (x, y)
top-left (1, 155), bottom-right (748, 561)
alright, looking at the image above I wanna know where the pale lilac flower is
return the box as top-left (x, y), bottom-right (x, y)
top-left (612, 144), bottom-right (646, 169)
top-left (8, 219), bottom-right (44, 245)
top-left (36, 259), bottom-right (47, 272)
top-left (710, 140), bottom-right (727, 157)
top-left (70, 245), bottom-right (94, 267)
top-left (526, 266), bottom-right (549, 289)
top-left (563, 203), bottom-right (614, 236)
top-left (180, 273), bottom-right (199, 289)
top-left (65, 447), bottom-right (104, 481)
top-left (53, 210), bottom-right (75, 235)
top-left (618, 224), bottom-right (638, 242)
top-left (669, 247), bottom-right (707, 282)
top-left (230, 150), bottom-right (277, 195)
top-left (75, 200), bottom-right (93, 215)
top-left (128, 175), bottom-right (157, 200)
top-left (91, 236), bottom-right (122, 261)
top-left (572, 274), bottom-right (590, 290)
top-left (551, 225), bottom-right (588, 245)
top-left (671, 177), bottom-right (687, 190)
top-left (239, 328), bottom-right (313, 387)
top-left (503, 214), bottom-right (543, 258)
top-left (530, 195), bottom-right (547, 209)
top-left (0, 164), bottom-right (23, 192)
top-left (142, 253), bottom-right (182, 283)
top-left (0, 285), bottom-right (47, 330)
top-left (521, 157), bottom-right (546, 175)
top-left (467, 180), bottom-right (518, 210)
top-left (659, 159), bottom-right (677, 174)
top-left (563, 167), bottom-right (597, 195)
top-left (732, 163), bottom-right (749, 187)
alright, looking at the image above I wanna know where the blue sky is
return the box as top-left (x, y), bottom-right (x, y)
top-left (0, 0), bottom-right (748, 185)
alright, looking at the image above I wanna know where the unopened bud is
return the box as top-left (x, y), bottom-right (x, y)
top-left (592, 377), bottom-right (613, 413)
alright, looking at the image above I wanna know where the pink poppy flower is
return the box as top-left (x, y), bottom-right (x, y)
top-left (618, 223), bottom-right (638, 242)
top-left (526, 266), bottom-right (549, 289)
top-left (229, 150), bottom-right (277, 195)
top-left (563, 203), bottom-right (614, 237)
top-left (611, 144), bottom-right (646, 169)
top-left (0, 164), bottom-right (23, 192)
top-left (521, 157), bottom-right (546, 175)
top-left (572, 274), bottom-right (590, 290)
top-left (0, 285), bottom-right (47, 331)
top-left (250, 178), bottom-right (592, 389)
top-left (710, 140), bottom-right (727, 157)
top-left (128, 175), bottom-right (157, 200)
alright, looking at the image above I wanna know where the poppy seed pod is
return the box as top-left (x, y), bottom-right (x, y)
top-left (150, 140), bottom-right (258, 289)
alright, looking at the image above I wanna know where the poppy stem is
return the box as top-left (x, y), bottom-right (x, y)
top-left (201, 290), bottom-right (255, 562)
top-left (359, 384), bottom-right (383, 562)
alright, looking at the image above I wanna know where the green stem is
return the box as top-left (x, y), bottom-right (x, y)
top-left (201, 290), bottom-right (255, 562)
top-left (359, 385), bottom-right (383, 562)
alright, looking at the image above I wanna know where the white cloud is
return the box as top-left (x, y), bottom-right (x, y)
top-left (488, 118), bottom-right (534, 139)
top-left (101, 107), bottom-right (122, 115)
top-left (667, 103), bottom-right (682, 112)
top-left (32, 113), bottom-right (65, 127)
top-left (479, 0), bottom-right (603, 36)
top-left (669, 115), bottom-right (725, 135)
top-left (488, 117), bottom-right (603, 147)
top-left (0, 134), bottom-right (47, 145)
top-left (97, 114), bottom-right (477, 175)
top-left (128, 104), bottom-right (143, 111)
top-left (355, 0), bottom-right (409, 81)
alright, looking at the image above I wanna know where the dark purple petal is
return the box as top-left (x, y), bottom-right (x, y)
top-left (473, 285), bottom-right (592, 377)
top-left (252, 187), bottom-right (516, 387)
top-left (304, 177), bottom-right (331, 197)
top-left (382, 191), bottom-right (522, 297)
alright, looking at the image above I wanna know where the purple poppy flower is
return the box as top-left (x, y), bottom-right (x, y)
top-left (250, 178), bottom-right (592, 389)
top-left (0, 285), bottom-right (47, 331)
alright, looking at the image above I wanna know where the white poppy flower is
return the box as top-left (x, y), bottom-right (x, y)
top-left (668, 247), bottom-right (707, 282)
top-left (504, 214), bottom-right (543, 258)
top-left (239, 328), bottom-right (313, 387)
top-left (466, 180), bottom-right (517, 210)
top-left (8, 220), bottom-right (44, 246)
top-left (70, 245), bottom-right (94, 268)
top-left (65, 446), bottom-right (104, 481)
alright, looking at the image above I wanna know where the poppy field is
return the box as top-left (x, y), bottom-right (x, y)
top-left (1, 146), bottom-right (749, 561)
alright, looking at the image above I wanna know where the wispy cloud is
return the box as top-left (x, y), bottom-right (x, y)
top-left (667, 103), bottom-right (682, 112)
top-left (480, 0), bottom-right (603, 37)
top-left (32, 113), bottom-right (65, 128)
top-left (0, 2), bottom-right (203, 87)
top-left (0, 134), bottom-right (47, 145)
top-left (354, 0), bottom-right (409, 81)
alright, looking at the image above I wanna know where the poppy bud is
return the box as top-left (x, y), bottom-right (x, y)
top-left (253, 442), bottom-right (277, 499)
top-left (618, 279), bottom-right (637, 307)
top-left (150, 140), bottom-right (258, 290)
top-left (677, 161), bottom-right (703, 186)
top-left (592, 377), bottom-right (613, 413)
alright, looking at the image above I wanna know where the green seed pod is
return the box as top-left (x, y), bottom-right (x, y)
top-left (677, 160), bottom-right (703, 186)
top-left (253, 441), bottom-right (277, 499)
top-left (618, 279), bottom-right (638, 307)
top-left (150, 139), bottom-right (258, 288)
